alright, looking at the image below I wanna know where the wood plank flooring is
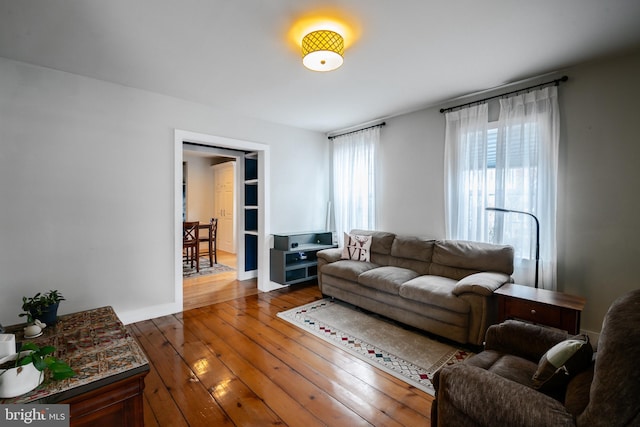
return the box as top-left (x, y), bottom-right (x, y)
top-left (183, 250), bottom-right (259, 311)
top-left (130, 281), bottom-right (433, 426)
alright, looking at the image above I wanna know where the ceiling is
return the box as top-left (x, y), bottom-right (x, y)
top-left (1, 1), bottom-right (640, 134)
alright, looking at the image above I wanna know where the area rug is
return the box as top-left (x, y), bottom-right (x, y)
top-left (183, 257), bottom-right (235, 278)
top-left (277, 298), bottom-right (474, 395)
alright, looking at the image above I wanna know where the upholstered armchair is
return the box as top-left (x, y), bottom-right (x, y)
top-left (431, 289), bottom-right (640, 427)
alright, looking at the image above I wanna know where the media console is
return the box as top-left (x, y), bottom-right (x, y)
top-left (270, 231), bottom-right (335, 285)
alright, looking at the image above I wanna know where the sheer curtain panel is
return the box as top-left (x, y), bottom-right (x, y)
top-left (495, 86), bottom-right (559, 289)
top-left (444, 104), bottom-right (489, 241)
top-left (332, 126), bottom-right (379, 246)
top-left (444, 86), bottom-right (559, 290)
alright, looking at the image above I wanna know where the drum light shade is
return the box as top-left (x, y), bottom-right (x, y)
top-left (302, 30), bottom-right (344, 72)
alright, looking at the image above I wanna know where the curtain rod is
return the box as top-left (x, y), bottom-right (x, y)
top-left (439, 75), bottom-right (568, 114)
top-left (328, 122), bottom-right (386, 140)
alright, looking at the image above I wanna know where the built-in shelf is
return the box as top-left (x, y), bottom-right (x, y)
top-left (245, 182), bottom-right (258, 207)
top-left (243, 153), bottom-right (259, 273)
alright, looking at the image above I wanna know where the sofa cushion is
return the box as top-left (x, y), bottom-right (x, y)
top-left (399, 275), bottom-right (469, 314)
top-left (431, 240), bottom-right (514, 279)
top-left (358, 266), bottom-right (420, 295)
top-left (564, 362), bottom-right (594, 418)
top-left (341, 233), bottom-right (372, 262)
top-left (387, 236), bottom-right (434, 275)
top-left (350, 229), bottom-right (396, 255)
top-left (466, 351), bottom-right (538, 388)
top-left (532, 335), bottom-right (593, 393)
top-left (321, 259), bottom-right (379, 282)
top-left (390, 236), bottom-right (435, 261)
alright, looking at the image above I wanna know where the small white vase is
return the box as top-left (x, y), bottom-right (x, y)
top-left (0, 353), bottom-right (44, 398)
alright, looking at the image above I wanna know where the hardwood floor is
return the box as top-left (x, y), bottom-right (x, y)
top-left (130, 282), bottom-right (434, 427)
top-left (183, 250), bottom-right (259, 311)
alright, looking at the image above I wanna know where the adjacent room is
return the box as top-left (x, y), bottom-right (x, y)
top-left (1, 1), bottom-right (640, 426)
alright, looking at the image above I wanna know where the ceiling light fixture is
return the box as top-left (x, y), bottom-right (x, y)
top-left (301, 30), bottom-right (344, 72)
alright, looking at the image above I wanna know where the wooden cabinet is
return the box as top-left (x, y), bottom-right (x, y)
top-left (495, 283), bottom-right (586, 334)
top-left (62, 372), bottom-right (147, 427)
top-left (1, 307), bottom-right (149, 427)
top-left (270, 232), bottom-right (335, 285)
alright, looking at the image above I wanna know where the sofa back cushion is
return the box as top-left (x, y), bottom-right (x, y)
top-left (388, 235), bottom-right (435, 275)
top-left (350, 229), bottom-right (396, 265)
top-left (430, 240), bottom-right (514, 280)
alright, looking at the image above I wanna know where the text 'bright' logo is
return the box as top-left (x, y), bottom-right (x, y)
top-left (1, 405), bottom-right (69, 426)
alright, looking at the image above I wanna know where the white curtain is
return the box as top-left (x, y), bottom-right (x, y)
top-left (444, 104), bottom-right (489, 241)
top-left (332, 126), bottom-right (380, 246)
top-left (445, 86), bottom-right (559, 290)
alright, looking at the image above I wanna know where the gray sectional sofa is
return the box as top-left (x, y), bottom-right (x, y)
top-left (316, 230), bottom-right (514, 346)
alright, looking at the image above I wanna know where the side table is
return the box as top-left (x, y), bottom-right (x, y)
top-left (1, 306), bottom-right (149, 427)
top-left (495, 283), bottom-right (586, 334)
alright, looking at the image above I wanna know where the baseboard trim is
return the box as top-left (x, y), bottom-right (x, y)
top-left (116, 302), bottom-right (182, 325)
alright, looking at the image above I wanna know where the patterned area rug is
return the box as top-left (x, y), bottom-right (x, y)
top-left (278, 298), bottom-right (474, 395)
top-left (183, 256), bottom-right (235, 278)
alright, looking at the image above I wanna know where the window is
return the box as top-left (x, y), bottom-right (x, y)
top-left (445, 87), bottom-right (559, 289)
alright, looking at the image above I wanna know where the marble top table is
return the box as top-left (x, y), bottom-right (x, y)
top-left (1, 306), bottom-right (149, 405)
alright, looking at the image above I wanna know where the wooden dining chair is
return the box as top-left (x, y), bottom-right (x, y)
top-left (183, 221), bottom-right (200, 272)
top-left (206, 217), bottom-right (218, 265)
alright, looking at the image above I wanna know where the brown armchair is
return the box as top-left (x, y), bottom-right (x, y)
top-left (432, 289), bottom-right (640, 427)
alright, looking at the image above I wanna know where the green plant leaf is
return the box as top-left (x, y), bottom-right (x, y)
top-left (39, 346), bottom-right (56, 356)
top-left (17, 355), bottom-right (33, 366)
top-left (47, 359), bottom-right (76, 380)
top-left (32, 354), bottom-right (46, 371)
top-left (20, 342), bottom-right (38, 351)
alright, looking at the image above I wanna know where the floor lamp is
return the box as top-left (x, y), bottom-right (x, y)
top-left (486, 207), bottom-right (540, 289)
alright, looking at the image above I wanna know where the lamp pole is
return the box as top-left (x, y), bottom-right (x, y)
top-left (486, 207), bottom-right (540, 289)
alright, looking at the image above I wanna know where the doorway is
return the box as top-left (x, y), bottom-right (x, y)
top-left (174, 129), bottom-right (274, 313)
top-left (182, 146), bottom-right (241, 309)
top-left (182, 146), bottom-right (237, 255)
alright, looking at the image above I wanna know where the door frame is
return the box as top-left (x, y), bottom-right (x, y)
top-left (174, 129), bottom-right (274, 311)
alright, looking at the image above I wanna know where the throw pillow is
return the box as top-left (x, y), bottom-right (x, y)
top-left (532, 334), bottom-right (593, 393)
top-left (341, 233), bottom-right (372, 262)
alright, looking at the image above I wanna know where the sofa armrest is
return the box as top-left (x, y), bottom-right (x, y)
top-left (435, 364), bottom-right (575, 427)
top-left (452, 272), bottom-right (511, 296)
top-left (317, 248), bottom-right (342, 264)
top-left (484, 320), bottom-right (569, 362)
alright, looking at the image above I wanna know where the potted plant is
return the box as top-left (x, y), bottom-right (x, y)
top-left (20, 290), bottom-right (66, 326)
top-left (0, 342), bottom-right (75, 398)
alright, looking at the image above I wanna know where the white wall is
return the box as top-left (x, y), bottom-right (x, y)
top-left (377, 110), bottom-right (446, 238)
top-left (376, 48), bottom-right (640, 335)
top-left (0, 57), bottom-right (329, 326)
top-left (269, 137), bottom-right (331, 234)
top-left (557, 50), bottom-right (640, 334)
top-left (183, 153), bottom-right (215, 223)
